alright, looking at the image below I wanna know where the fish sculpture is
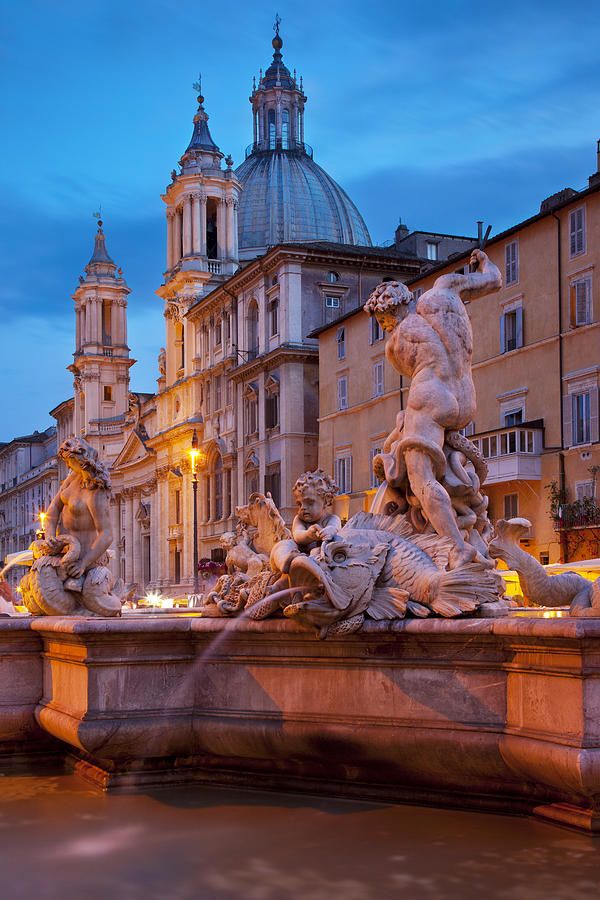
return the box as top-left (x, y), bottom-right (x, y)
top-left (489, 518), bottom-right (599, 614)
top-left (283, 512), bottom-right (504, 638)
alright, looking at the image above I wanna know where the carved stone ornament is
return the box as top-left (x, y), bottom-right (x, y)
top-left (199, 252), bottom-right (518, 636)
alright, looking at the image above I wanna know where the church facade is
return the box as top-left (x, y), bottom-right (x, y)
top-left (48, 26), bottom-right (424, 597)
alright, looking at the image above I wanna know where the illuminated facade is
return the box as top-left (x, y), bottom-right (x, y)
top-left (316, 153), bottom-right (600, 564)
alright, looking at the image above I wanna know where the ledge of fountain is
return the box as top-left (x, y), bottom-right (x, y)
top-left (3, 612), bottom-right (600, 833)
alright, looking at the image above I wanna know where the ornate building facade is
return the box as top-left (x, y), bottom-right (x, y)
top-left (0, 428), bottom-right (59, 587)
top-left (40, 25), bottom-right (422, 597)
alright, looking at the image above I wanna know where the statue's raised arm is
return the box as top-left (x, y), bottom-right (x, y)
top-left (434, 248), bottom-right (501, 302)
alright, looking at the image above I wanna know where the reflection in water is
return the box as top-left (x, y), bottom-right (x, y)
top-left (0, 774), bottom-right (599, 900)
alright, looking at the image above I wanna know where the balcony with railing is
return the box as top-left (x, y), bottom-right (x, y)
top-left (245, 141), bottom-right (313, 159)
top-left (554, 502), bottom-right (600, 530)
top-left (207, 259), bottom-right (221, 275)
top-left (471, 423), bottom-right (544, 483)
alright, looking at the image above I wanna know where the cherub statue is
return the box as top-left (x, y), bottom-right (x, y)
top-left (19, 438), bottom-right (122, 616)
top-left (290, 469), bottom-right (341, 551)
top-left (269, 469), bottom-right (341, 590)
top-left (364, 249), bottom-right (501, 567)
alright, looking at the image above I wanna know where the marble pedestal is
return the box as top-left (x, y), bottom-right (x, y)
top-left (2, 615), bottom-right (600, 832)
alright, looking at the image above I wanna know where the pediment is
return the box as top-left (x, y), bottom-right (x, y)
top-left (112, 429), bottom-right (153, 470)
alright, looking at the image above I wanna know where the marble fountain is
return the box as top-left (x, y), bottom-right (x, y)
top-left (2, 253), bottom-right (600, 834)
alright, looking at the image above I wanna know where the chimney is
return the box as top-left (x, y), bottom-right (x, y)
top-left (395, 219), bottom-right (410, 248)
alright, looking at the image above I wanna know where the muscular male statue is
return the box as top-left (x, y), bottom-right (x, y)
top-left (364, 249), bottom-right (502, 567)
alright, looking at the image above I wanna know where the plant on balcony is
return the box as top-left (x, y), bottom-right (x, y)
top-left (548, 468), bottom-right (600, 528)
top-left (545, 479), bottom-right (566, 521)
top-left (197, 558), bottom-right (226, 578)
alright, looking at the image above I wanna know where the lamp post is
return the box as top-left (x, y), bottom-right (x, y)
top-left (37, 511), bottom-right (47, 541)
top-left (189, 430), bottom-right (200, 596)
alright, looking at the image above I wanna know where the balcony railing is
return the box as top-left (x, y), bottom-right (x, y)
top-left (207, 259), bottom-right (221, 275)
top-left (245, 141), bottom-right (313, 159)
top-left (471, 425), bottom-right (543, 484)
top-left (554, 503), bottom-right (600, 530)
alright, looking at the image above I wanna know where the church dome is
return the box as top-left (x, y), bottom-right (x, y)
top-left (235, 148), bottom-right (372, 257)
top-left (235, 21), bottom-right (371, 259)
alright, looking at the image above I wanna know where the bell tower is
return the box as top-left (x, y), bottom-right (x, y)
top-left (157, 80), bottom-right (242, 387)
top-left (69, 219), bottom-right (134, 445)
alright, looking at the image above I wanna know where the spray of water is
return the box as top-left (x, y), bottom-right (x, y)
top-left (0, 551), bottom-right (33, 615)
top-left (194, 584), bottom-right (310, 671)
top-left (0, 550), bottom-right (33, 581)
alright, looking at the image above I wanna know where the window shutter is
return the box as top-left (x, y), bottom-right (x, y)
top-left (369, 318), bottom-right (374, 345)
top-left (570, 282), bottom-right (577, 326)
top-left (562, 393), bottom-right (572, 447)
top-left (515, 306), bottom-right (524, 348)
top-left (500, 313), bottom-right (506, 353)
top-left (347, 456), bottom-right (353, 494)
top-left (591, 386), bottom-right (599, 444)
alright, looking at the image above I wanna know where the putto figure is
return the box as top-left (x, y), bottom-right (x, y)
top-left (19, 438), bottom-right (123, 617)
top-left (269, 469), bottom-right (341, 586)
top-left (364, 249), bottom-right (502, 567)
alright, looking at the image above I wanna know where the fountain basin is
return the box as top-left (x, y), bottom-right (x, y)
top-left (2, 614), bottom-right (600, 832)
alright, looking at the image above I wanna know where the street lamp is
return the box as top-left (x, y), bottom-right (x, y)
top-left (37, 511), bottom-right (47, 541)
top-left (189, 429), bottom-right (200, 596)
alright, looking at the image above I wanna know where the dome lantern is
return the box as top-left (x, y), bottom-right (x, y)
top-left (235, 18), bottom-right (372, 259)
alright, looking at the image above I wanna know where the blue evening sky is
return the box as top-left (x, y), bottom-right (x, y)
top-left (1, 0), bottom-right (599, 440)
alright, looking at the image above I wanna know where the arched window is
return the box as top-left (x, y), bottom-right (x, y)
top-left (214, 455), bottom-right (224, 520)
top-left (206, 198), bottom-right (218, 259)
top-left (268, 109), bottom-right (276, 150)
top-left (247, 300), bottom-right (259, 359)
top-left (282, 109), bottom-right (289, 149)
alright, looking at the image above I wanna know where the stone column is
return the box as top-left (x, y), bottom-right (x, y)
top-left (233, 200), bottom-right (239, 260)
top-left (166, 210), bottom-right (174, 269)
top-left (174, 209), bottom-right (182, 265)
top-left (226, 199), bottom-right (235, 260)
top-left (132, 490), bottom-right (143, 587)
top-left (149, 486), bottom-right (159, 587)
top-left (199, 195), bottom-right (207, 257)
top-left (183, 195), bottom-right (192, 257)
top-left (109, 496), bottom-right (120, 582)
top-left (192, 193), bottom-right (201, 254)
top-left (124, 491), bottom-right (134, 583)
top-left (161, 475), bottom-right (170, 587)
top-left (253, 110), bottom-right (257, 147)
top-left (75, 304), bottom-right (82, 350)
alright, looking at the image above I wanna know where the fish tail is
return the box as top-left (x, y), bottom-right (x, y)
top-left (432, 563), bottom-right (502, 617)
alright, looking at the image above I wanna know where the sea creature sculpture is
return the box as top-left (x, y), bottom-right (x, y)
top-left (285, 512), bottom-right (504, 638)
top-left (489, 518), bottom-right (599, 614)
